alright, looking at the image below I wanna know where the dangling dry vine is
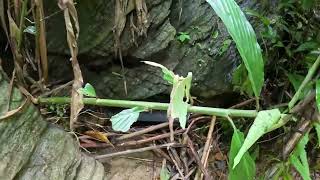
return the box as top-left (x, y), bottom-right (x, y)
top-left (58, 0), bottom-right (83, 130)
top-left (113, 0), bottom-right (148, 95)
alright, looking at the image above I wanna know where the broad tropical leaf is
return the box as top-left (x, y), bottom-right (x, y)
top-left (206, 0), bottom-right (264, 98)
top-left (111, 107), bottom-right (145, 132)
top-left (233, 109), bottom-right (281, 168)
top-left (289, 133), bottom-right (311, 180)
top-left (228, 128), bottom-right (255, 180)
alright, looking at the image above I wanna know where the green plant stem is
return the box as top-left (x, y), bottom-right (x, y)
top-left (18, 0), bottom-right (28, 49)
top-left (38, 97), bottom-right (258, 118)
top-left (288, 55), bottom-right (320, 111)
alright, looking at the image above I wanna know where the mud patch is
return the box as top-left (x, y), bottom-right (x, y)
top-left (102, 152), bottom-right (161, 180)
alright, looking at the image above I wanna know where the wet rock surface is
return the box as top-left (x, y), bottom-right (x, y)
top-left (0, 69), bottom-right (106, 180)
top-left (44, 0), bottom-right (271, 100)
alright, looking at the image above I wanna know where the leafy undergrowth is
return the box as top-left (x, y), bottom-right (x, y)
top-left (1, 0), bottom-right (320, 179)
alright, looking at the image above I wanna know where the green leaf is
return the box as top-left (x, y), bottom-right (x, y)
top-left (143, 61), bottom-right (175, 84)
top-left (206, 0), bottom-right (264, 99)
top-left (219, 39), bottom-right (232, 55)
top-left (287, 73), bottom-right (305, 92)
top-left (177, 32), bottom-right (191, 43)
top-left (143, 61), bottom-right (192, 129)
top-left (78, 83), bottom-right (97, 97)
top-left (245, 9), bottom-right (271, 26)
top-left (294, 41), bottom-right (319, 53)
top-left (232, 63), bottom-right (254, 97)
top-left (287, 73), bottom-right (313, 100)
top-left (23, 26), bottom-right (36, 35)
top-left (301, 0), bottom-right (315, 10)
top-left (316, 80), bottom-right (320, 111)
top-left (110, 107), bottom-right (145, 132)
top-left (233, 109), bottom-right (281, 168)
top-left (314, 123), bottom-right (320, 147)
top-left (228, 128), bottom-right (255, 180)
top-left (289, 55), bottom-right (320, 110)
top-left (168, 73), bottom-right (192, 129)
top-left (212, 30), bottom-right (219, 39)
top-left (283, 171), bottom-right (295, 180)
top-left (160, 166), bottom-right (170, 180)
top-left (304, 53), bottom-right (319, 68)
top-left (289, 133), bottom-right (311, 180)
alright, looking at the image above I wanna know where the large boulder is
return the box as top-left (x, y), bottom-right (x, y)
top-left (44, 0), bottom-right (273, 100)
top-left (0, 68), bottom-right (106, 180)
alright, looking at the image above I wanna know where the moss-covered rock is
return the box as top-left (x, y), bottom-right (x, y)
top-left (0, 68), bottom-right (106, 180)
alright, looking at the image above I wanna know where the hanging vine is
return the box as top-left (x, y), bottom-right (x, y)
top-left (113, 0), bottom-right (148, 94)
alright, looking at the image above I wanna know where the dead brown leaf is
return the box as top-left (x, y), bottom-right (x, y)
top-left (0, 98), bottom-right (30, 120)
top-left (84, 130), bottom-right (113, 145)
top-left (7, 11), bottom-right (25, 85)
top-left (13, 0), bottom-right (20, 20)
top-left (113, 0), bottom-right (148, 95)
top-left (5, 69), bottom-right (15, 112)
top-left (214, 152), bottom-right (225, 161)
top-left (58, 0), bottom-right (69, 9)
top-left (34, 0), bottom-right (48, 83)
top-left (58, 0), bottom-right (83, 130)
top-left (0, 0), bottom-right (8, 37)
top-left (134, 0), bottom-right (148, 36)
top-left (17, 84), bottom-right (38, 104)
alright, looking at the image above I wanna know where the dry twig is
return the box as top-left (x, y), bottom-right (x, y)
top-left (117, 122), bottom-right (169, 141)
top-left (195, 116), bottom-right (216, 180)
top-left (95, 142), bottom-right (180, 162)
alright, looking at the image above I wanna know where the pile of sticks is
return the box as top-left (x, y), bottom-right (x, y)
top-left (79, 115), bottom-right (226, 180)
